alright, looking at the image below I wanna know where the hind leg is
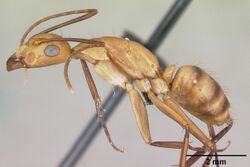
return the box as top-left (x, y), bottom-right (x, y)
top-left (147, 92), bottom-right (216, 166)
top-left (186, 121), bottom-right (233, 166)
top-left (207, 124), bottom-right (219, 167)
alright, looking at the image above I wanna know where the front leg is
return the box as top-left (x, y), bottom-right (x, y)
top-left (64, 43), bottom-right (104, 93)
top-left (80, 60), bottom-right (124, 153)
top-left (64, 46), bottom-right (124, 152)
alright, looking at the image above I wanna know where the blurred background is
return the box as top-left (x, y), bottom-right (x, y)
top-left (1, 0), bottom-right (250, 166)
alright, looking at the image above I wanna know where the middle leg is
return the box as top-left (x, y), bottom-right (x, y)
top-left (80, 60), bottom-right (124, 152)
top-left (126, 82), bottom-right (195, 167)
top-left (207, 124), bottom-right (219, 167)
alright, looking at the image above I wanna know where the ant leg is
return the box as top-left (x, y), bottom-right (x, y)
top-left (213, 121), bottom-right (233, 143)
top-left (64, 44), bottom-right (102, 93)
top-left (186, 150), bottom-right (206, 167)
top-left (126, 83), bottom-right (223, 166)
top-left (148, 92), bottom-right (213, 150)
top-left (186, 121), bottom-right (233, 166)
top-left (125, 83), bottom-right (152, 144)
top-left (80, 60), bottom-right (123, 152)
top-left (207, 125), bottom-right (219, 167)
top-left (126, 82), bottom-right (197, 167)
top-left (179, 127), bottom-right (189, 167)
top-left (201, 151), bottom-right (213, 167)
top-left (198, 125), bottom-right (220, 167)
top-left (147, 92), bottom-right (212, 167)
top-left (63, 43), bottom-right (123, 152)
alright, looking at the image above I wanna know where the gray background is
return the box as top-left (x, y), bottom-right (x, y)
top-left (1, 0), bottom-right (250, 166)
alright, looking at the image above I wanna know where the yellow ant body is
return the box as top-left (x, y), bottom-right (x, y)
top-left (7, 9), bottom-right (232, 167)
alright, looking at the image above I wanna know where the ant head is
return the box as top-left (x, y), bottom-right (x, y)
top-left (7, 9), bottom-right (97, 71)
top-left (7, 33), bottom-right (71, 71)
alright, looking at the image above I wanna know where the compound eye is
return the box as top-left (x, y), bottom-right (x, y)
top-left (44, 45), bottom-right (60, 57)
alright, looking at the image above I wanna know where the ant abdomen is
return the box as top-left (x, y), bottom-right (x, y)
top-left (170, 65), bottom-right (231, 125)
